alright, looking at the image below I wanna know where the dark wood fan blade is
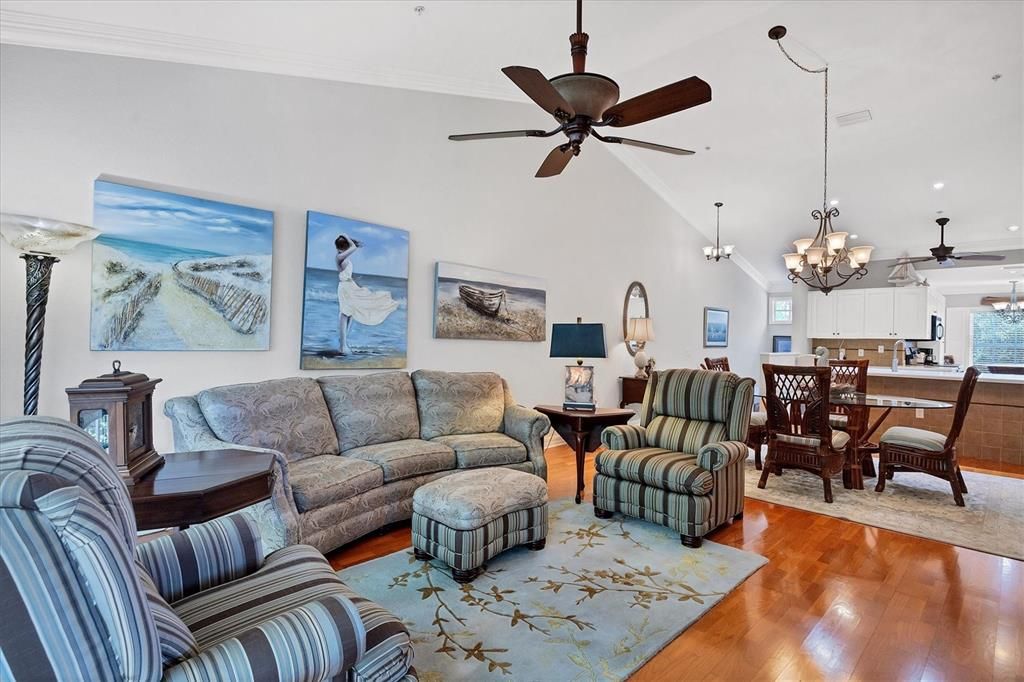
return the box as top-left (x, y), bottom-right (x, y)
top-left (449, 130), bottom-right (547, 141)
top-left (597, 135), bottom-right (694, 155)
top-left (896, 257), bottom-right (939, 264)
top-left (951, 253), bottom-right (1007, 261)
top-left (603, 76), bottom-right (711, 127)
top-left (502, 66), bottom-right (575, 119)
top-left (535, 145), bottom-right (573, 178)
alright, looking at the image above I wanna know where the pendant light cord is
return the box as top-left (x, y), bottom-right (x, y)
top-left (774, 39), bottom-right (829, 212)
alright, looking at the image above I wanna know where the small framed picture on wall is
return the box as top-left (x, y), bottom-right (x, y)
top-left (703, 307), bottom-right (729, 347)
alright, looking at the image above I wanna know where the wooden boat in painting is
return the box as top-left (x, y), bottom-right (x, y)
top-left (459, 284), bottom-right (507, 317)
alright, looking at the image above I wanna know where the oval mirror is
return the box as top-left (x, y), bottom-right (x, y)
top-left (623, 281), bottom-right (650, 357)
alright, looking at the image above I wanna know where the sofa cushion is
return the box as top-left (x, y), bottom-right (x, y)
top-left (413, 468), bottom-right (548, 530)
top-left (594, 447), bottom-right (714, 496)
top-left (344, 439), bottom-right (455, 483)
top-left (318, 373), bottom-right (420, 451)
top-left (412, 370), bottom-right (506, 440)
top-left (289, 456), bottom-right (384, 513)
top-left (432, 432), bottom-right (528, 469)
top-left (197, 378), bottom-right (338, 462)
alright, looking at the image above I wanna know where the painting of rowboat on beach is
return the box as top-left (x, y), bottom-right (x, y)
top-left (89, 179), bottom-right (273, 351)
top-left (433, 262), bottom-right (545, 342)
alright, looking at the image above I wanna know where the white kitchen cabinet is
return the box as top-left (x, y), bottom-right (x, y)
top-left (808, 292), bottom-right (837, 337)
top-left (835, 290), bottom-right (866, 337)
top-left (863, 289), bottom-right (896, 337)
top-left (893, 288), bottom-right (930, 339)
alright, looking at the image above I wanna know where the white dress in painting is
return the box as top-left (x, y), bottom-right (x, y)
top-left (337, 259), bottom-right (399, 326)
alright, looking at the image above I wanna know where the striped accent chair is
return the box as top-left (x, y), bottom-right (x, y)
top-left (594, 368), bottom-right (755, 548)
top-left (0, 416), bottom-right (416, 681)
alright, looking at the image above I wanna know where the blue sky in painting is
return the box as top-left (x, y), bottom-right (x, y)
top-left (93, 180), bottom-right (273, 255)
top-left (306, 211), bottom-right (408, 278)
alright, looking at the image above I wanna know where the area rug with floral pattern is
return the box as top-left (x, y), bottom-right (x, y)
top-left (743, 457), bottom-right (1024, 560)
top-left (337, 499), bottom-right (767, 681)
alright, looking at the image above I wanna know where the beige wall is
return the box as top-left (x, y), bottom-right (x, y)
top-left (0, 46), bottom-right (770, 451)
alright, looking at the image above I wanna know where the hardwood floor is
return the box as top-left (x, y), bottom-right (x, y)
top-left (328, 446), bottom-right (1024, 681)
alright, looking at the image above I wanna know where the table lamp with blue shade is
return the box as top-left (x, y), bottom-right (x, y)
top-left (550, 317), bottom-right (606, 411)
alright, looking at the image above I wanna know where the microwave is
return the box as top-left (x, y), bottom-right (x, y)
top-left (910, 315), bottom-right (944, 341)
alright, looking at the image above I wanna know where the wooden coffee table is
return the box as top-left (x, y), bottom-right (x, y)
top-left (130, 449), bottom-right (275, 530)
top-left (535, 405), bottom-right (635, 504)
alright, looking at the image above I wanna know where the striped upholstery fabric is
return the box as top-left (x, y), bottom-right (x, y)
top-left (828, 413), bottom-right (849, 429)
top-left (594, 449), bottom-right (713, 495)
top-left (0, 469), bottom-right (162, 681)
top-left (593, 476), bottom-right (714, 536)
top-left (749, 411), bottom-right (768, 427)
top-left (777, 431), bottom-right (851, 450)
top-left (411, 505), bottom-right (548, 570)
top-left (345, 582), bottom-right (417, 682)
top-left (646, 416), bottom-right (728, 454)
top-left (137, 562), bottom-right (200, 666)
top-left (135, 514), bottom-right (264, 603)
top-left (593, 368), bottom-right (755, 542)
top-left (601, 424), bottom-right (648, 450)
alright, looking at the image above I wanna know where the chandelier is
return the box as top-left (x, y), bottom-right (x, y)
top-left (992, 281), bottom-right (1023, 324)
top-left (770, 26), bottom-right (874, 295)
top-left (703, 202), bottom-right (734, 262)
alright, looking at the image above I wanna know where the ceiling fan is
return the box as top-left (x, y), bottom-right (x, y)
top-left (448, 0), bottom-right (711, 177)
top-left (896, 218), bottom-right (1007, 267)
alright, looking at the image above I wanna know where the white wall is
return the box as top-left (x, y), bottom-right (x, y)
top-left (0, 46), bottom-right (769, 451)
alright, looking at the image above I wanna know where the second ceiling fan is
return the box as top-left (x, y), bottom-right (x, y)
top-left (448, 0), bottom-right (711, 177)
top-left (897, 218), bottom-right (1007, 267)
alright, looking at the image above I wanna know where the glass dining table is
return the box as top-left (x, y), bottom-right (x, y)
top-left (829, 391), bottom-right (954, 489)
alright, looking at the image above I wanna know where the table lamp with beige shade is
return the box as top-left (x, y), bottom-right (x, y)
top-left (1, 213), bottom-right (100, 414)
top-left (627, 317), bottom-right (654, 379)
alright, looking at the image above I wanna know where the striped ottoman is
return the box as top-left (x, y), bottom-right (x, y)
top-left (412, 468), bottom-right (548, 583)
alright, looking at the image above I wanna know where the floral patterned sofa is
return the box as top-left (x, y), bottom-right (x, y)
top-left (165, 370), bottom-right (550, 555)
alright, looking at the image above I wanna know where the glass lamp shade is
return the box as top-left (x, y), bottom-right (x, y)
top-left (825, 231), bottom-right (848, 253)
top-left (0, 213), bottom-right (99, 256)
top-left (626, 317), bottom-right (654, 343)
top-left (849, 245), bottom-right (874, 264)
top-left (793, 238), bottom-right (814, 255)
top-left (702, 245), bottom-right (714, 258)
top-left (992, 301), bottom-right (1009, 311)
top-left (783, 252), bottom-right (804, 271)
top-left (805, 246), bottom-right (826, 266)
top-left (723, 244), bottom-right (735, 256)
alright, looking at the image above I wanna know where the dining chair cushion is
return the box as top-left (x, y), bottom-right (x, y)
top-left (880, 426), bottom-right (947, 452)
top-left (749, 411), bottom-right (767, 427)
top-left (828, 413), bottom-right (848, 430)
top-left (776, 431), bottom-right (850, 450)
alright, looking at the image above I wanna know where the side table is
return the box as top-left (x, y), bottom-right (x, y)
top-left (130, 449), bottom-right (275, 531)
top-left (534, 405), bottom-right (635, 504)
top-left (620, 376), bottom-right (649, 407)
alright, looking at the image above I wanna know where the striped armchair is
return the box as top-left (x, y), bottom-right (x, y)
top-left (595, 368), bottom-right (755, 547)
top-left (0, 416), bottom-right (415, 682)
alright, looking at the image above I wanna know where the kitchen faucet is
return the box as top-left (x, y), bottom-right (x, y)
top-left (892, 339), bottom-right (906, 372)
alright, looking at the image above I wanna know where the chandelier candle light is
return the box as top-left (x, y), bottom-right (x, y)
top-left (992, 281), bottom-right (1023, 324)
top-left (704, 202), bottom-right (734, 262)
top-left (770, 26), bottom-right (874, 295)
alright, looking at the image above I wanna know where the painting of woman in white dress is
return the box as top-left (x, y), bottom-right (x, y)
top-left (301, 211), bottom-right (408, 369)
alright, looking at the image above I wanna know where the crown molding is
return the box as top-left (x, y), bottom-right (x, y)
top-left (0, 8), bottom-right (522, 102)
top-left (603, 145), bottom-right (771, 290)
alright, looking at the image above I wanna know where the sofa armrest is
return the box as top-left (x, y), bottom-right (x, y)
top-left (163, 396), bottom-right (300, 553)
top-left (162, 593), bottom-right (366, 682)
top-left (136, 514), bottom-right (263, 603)
top-left (503, 404), bottom-right (551, 480)
top-left (697, 440), bottom-right (749, 472)
top-left (601, 425), bottom-right (647, 451)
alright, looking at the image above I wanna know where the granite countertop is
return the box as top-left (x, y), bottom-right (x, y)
top-left (866, 365), bottom-right (1024, 384)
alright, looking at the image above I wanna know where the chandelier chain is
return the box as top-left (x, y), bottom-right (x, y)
top-left (773, 39), bottom-right (829, 211)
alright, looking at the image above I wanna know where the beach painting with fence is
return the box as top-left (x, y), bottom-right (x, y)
top-left (433, 262), bottom-right (546, 342)
top-left (89, 179), bottom-right (274, 350)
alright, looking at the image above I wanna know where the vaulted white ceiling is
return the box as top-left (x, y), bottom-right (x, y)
top-left (3, 0), bottom-right (1021, 286)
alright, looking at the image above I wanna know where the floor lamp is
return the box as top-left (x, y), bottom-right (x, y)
top-left (1, 213), bottom-right (99, 415)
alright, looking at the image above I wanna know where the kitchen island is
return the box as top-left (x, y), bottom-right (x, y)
top-left (864, 366), bottom-right (1023, 466)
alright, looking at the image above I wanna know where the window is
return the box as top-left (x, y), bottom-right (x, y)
top-left (970, 311), bottom-right (1024, 367)
top-left (769, 295), bottom-right (793, 325)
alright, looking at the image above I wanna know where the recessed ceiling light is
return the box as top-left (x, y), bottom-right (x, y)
top-left (850, 234), bottom-right (859, 240)
top-left (933, 182), bottom-right (944, 190)
top-left (1010, 225), bottom-right (1021, 232)
top-left (829, 199), bottom-right (839, 206)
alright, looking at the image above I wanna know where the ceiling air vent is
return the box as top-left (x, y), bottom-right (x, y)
top-left (835, 109), bottom-right (872, 127)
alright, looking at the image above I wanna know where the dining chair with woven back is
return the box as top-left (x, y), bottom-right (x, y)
top-left (759, 364), bottom-right (851, 503)
top-left (875, 366), bottom-right (980, 506)
top-left (828, 359), bottom-right (876, 477)
top-left (702, 356), bottom-right (767, 469)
